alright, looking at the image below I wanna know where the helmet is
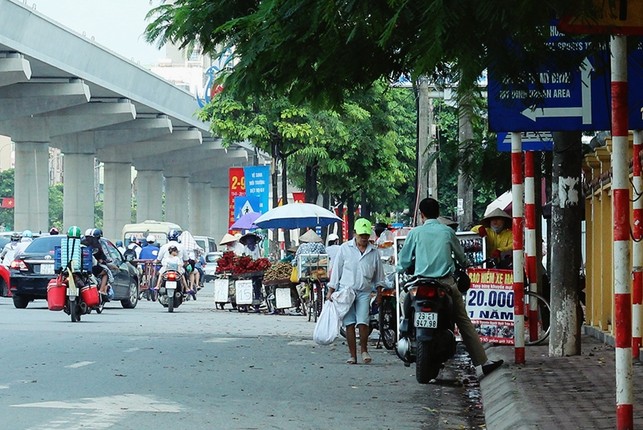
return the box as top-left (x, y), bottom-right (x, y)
top-left (129, 234), bottom-right (140, 244)
top-left (84, 228), bottom-right (93, 237)
top-left (91, 228), bottom-right (103, 238)
top-left (10, 232), bottom-right (20, 241)
top-left (396, 337), bottom-right (412, 363)
top-left (49, 227), bottom-right (59, 235)
top-left (67, 226), bottom-right (82, 238)
top-left (146, 234), bottom-right (156, 243)
top-left (115, 240), bottom-right (123, 247)
top-left (167, 229), bottom-right (181, 242)
top-left (21, 230), bottom-right (33, 238)
top-left (327, 233), bottom-right (339, 242)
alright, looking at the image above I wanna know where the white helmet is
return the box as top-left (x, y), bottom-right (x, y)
top-left (327, 233), bottom-right (339, 242)
top-left (146, 234), bottom-right (156, 243)
top-left (396, 337), bottom-right (412, 363)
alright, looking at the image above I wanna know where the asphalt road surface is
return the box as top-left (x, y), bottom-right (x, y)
top-left (0, 283), bottom-right (483, 430)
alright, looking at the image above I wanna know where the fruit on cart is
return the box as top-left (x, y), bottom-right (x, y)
top-left (215, 251), bottom-right (271, 275)
top-left (264, 261), bottom-right (295, 283)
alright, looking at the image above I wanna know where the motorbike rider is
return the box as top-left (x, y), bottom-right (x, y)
top-left (154, 229), bottom-right (191, 294)
top-left (139, 235), bottom-right (160, 260)
top-left (14, 230), bottom-right (34, 255)
top-left (125, 234), bottom-right (142, 259)
top-left (81, 228), bottom-right (114, 297)
top-left (0, 232), bottom-right (21, 266)
top-left (396, 197), bottom-right (503, 376)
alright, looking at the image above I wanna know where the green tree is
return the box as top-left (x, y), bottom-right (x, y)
top-left (145, 1), bottom-right (601, 107)
top-left (0, 169), bottom-right (14, 231)
top-left (49, 183), bottom-right (64, 230)
top-left (432, 99), bottom-right (511, 225)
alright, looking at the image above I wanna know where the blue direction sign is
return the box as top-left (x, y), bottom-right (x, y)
top-left (496, 131), bottom-right (553, 152)
top-left (488, 28), bottom-right (643, 132)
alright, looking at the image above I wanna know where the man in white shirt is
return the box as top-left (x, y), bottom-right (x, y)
top-left (326, 219), bottom-right (386, 365)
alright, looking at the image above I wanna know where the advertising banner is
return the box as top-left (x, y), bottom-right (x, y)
top-left (466, 268), bottom-right (515, 345)
top-left (228, 167), bottom-right (245, 228)
top-left (243, 166), bottom-right (270, 214)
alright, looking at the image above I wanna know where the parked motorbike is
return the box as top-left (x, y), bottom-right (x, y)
top-left (157, 268), bottom-right (183, 312)
top-left (396, 276), bottom-right (457, 384)
top-left (378, 286), bottom-right (397, 350)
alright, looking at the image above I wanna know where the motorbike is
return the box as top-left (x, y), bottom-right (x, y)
top-left (378, 286), bottom-right (397, 350)
top-left (157, 267), bottom-right (184, 312)
top-left (47, 269), bottom-right (101, 322)
top-left (396, 276), bottom-right (457, 384)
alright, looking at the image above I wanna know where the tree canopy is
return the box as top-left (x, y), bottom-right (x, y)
top-left (145, 0), bottom-right (601, 107)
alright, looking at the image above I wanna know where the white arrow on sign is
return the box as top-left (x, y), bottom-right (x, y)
top-left (521, 57), bottom-right (594, 124)
top-left (13, 394), bottom-right (181, 430)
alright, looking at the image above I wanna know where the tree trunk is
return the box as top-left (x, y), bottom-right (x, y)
top-left (548, 131), bottom-right (582, 357)
top-left (360, 190), bottom-right (371, 220)
top-left (281, 155), bottom-right (291, 248)
top-left (457, 94), bottom-right (474, 229)
top-left (347, 196), bottom-right (356, 240)
top-left (304, 165), bottom-right (318, 203)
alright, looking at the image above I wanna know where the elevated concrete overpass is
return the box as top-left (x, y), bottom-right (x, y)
top-left (0, 0), bottom-right (264, 241)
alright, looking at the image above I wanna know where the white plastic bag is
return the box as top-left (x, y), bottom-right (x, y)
top-left (331, 288), bottom-right (356, 320)
top-left (313, 300), bottom-right (340, 345)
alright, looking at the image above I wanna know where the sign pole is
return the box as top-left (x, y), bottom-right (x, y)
top-left (524, 151), bottom-right (539, 342)
top-left (633, 129), bottom-right (643, 360)
top-left (511, 132), bottom-right (525, 364)
top-left (611, 35), bottom-right (633, 430)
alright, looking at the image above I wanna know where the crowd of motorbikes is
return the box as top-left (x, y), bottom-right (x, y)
top-left (47, 229), bottom-right (204, 321)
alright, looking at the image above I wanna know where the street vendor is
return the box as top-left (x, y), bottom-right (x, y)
top-left (292, 230), bottom-right (326, 267)
top-left (471, 208), bottom-right (513, 266)
top-left (240, 232), bottom-right (263, 259)
top-left (220, 233), bottom-right (242, 256)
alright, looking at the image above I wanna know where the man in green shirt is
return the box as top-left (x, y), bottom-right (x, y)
top-left (397, 197), bottom-right (503, 376)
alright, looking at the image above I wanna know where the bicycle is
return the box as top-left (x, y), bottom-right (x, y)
top-left (297, 276), bottom-right (326, 322)
top-left (136, 259), bottom-right (158, 302)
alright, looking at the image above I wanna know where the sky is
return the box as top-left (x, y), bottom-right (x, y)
top-left (32, 0), bottom-right (165, 65)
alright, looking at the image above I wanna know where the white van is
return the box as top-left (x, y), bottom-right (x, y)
top-left (121, 220), bottom-right (182, 246)
top-left (194, 236), bottom-right (217, 253)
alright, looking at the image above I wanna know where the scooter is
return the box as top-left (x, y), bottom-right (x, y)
top-left (396, 276), bottom-right (457, 384)
top-left (48, 268), bottom-right (101, 322)
top-left (157, 268), bottom-right (183, 312)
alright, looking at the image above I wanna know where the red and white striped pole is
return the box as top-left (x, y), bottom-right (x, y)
top-left (611, 35), bottom-right (633, 430)
top-left (524, 151), bottom-right (538, 342)
top-left (511, 132), bottom-right (525, 364)
top-left (633, 130), bottom-right (643, 360)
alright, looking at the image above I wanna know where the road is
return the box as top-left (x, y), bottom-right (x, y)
top-left (0, 283), bottom-right (483, 430)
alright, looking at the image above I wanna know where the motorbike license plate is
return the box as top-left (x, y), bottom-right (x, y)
top-left (165, 280), bottom-right (177, 290)
top-left (414, 312), bottom-right (438, 329)
top-left (40, 264), bottom-right (54, 275)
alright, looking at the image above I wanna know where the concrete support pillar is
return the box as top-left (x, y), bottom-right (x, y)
top-left (14, 141), bottom-right (49, 232)
top-left (165, 175), bottom-right (189, 229)
top-left (210, 186), bottom-right (229, 246)
top-left (135, 169), bottom-right (163, 223)
top-left (103, 161), bottom-right (132, 241)
top-left (189, 182), bottom-right (209, 235)
top-left (63, 152), bottom-right (95, 230)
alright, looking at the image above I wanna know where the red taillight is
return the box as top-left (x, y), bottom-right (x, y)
top-left (167, 272), bottom-right (177, 281)
top-left (10, 260), bottom-right (28, 271)
top-left (416, 285), bottom-right (437, 299)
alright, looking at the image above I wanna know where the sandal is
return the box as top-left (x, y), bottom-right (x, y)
top-left (346, 357), bottom-right (357, 364)
top-left (362, 352), bottom-right (372, 364)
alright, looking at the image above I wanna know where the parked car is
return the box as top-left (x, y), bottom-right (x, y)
top-left (10, 235), bottom-right (139, 309)
top-left (0, 265), bottom-right (10, 297)
top-left (203, 251), bottom-right (222, 282)
top-left (194, 236), bottom-right (217, 253)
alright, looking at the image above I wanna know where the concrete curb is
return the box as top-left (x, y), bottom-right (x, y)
top-left (480, 346), bottom-right (541, 430)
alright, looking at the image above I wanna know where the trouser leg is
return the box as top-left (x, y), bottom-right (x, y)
top-left (448, 280), bottom-right (488, 366)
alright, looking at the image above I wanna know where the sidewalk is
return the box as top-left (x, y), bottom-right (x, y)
top-left (480, 330), bottom-right (643, 430)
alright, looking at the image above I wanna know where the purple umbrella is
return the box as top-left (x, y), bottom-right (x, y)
top-left (230, 211), bottom-right (261, 230)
